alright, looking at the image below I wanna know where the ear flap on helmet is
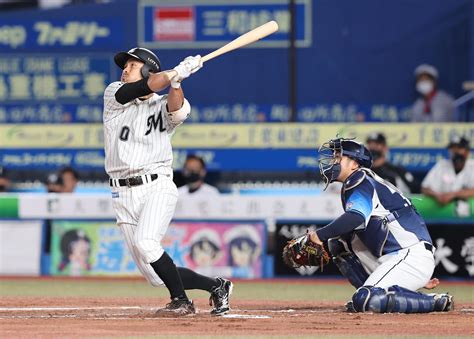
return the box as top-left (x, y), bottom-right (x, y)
top-left (141, 64), bottom-right (152, 79)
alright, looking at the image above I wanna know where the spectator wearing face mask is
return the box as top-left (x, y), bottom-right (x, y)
top-left (366, 133), bottom-right (420, 194)
top-left (411, 64), bottom-right (455, 122)
top-left (178, 155), bottom-right (220, 197)
top-left (421, 136), bottom-right (474, 205)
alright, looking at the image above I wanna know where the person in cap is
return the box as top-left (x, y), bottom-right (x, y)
top-left (411, 64), bottom-right (455, 122)
top-left (304, 136), bottom-right (452, 314)
top-left (422, 136), bottom-right (474, 205)
top-left (178, 154), bottom-right (220, 198)
top-left (365, 132), bottom-right (419, 194)
top-left (103, 47), bottom-right (232, 316)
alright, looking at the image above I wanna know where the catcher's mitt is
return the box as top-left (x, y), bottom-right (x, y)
top-left (282, 234), bottom-right (330, 270)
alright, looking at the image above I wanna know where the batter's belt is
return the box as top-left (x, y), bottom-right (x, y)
top-left (109, 174), bottom-right (158, 187)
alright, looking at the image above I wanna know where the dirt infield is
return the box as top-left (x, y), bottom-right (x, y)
top-left (1, 296), bottom-right (473, 337)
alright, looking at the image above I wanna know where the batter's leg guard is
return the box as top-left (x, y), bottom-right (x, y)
top-left (352, 285), bottom-right (454, 313)
top-left (328, 238), bottom-right (369, 288)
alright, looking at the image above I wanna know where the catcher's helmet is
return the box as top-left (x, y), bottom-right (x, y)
top-left (114, 47), bottom-right (161, 79)
top-left (318, 137), bottom-right (372, 189)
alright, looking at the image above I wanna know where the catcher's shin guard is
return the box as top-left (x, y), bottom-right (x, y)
top-left (328, 239), bottom-right (369, 288)
top-left (352, 285), bottom-right (453, 313)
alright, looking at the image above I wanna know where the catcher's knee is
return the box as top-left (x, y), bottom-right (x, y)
top-left (327, 238), bottom-right (347, 257)
top-left (352, 286), bottom-right (389, 313)
top-left (328, 239), bottom-right (369, 289)
top-left (134, 238), bottom-right (164, 264)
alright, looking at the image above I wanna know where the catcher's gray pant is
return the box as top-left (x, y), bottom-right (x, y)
top-left (111, 174), bottom-right (179, 287)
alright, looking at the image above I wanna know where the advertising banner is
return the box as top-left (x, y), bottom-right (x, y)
top-left (1, 123), bottom-right (471, 149)
top-left (50, 220), bottom-right (266, 278)
top-left (11, 194), bottom-right (474, 221)
top-left (0, 19), bottom-right (123, 51)
top-left (138, 0), bottom-right (312, 49)
top-left (274, 221), bottom-right (474, 279)
top-left (0, 220), bottom-right (42, 275)
top-left (0, 55), bottom-right (112, 125)
top-left (3, 123), bottom-right (470, 171)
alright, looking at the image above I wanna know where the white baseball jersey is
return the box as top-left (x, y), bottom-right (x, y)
top-left (422, 158), bottom-right (474, 193)
top-left (103, 81), bottom-right (190, 178)
top-left (103, 81), bottom-right (190, 286)
top-left (178, 183), bottom-right (220, 198)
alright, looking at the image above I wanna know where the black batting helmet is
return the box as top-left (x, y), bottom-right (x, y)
top-left (114, 47), bottom-right (161, 79)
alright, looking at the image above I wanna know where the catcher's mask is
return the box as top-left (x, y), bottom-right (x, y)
top-left (114, 47), bottom-right (161, 79)
top-left (318, 137), bottom-right (372, 190)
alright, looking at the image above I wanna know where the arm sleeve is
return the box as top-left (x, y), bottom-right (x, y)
top-left (316, 211), bottom-right (366, 242)
top-left (115, 78), bottom-right (153, 104)
top-left (160, 95), bottom-right (191, 132)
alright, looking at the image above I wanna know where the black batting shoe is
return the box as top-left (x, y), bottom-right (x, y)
top-left (156, 297), bottom-right (196, 316)
top-left (209, 277), bottom-right (233, 315)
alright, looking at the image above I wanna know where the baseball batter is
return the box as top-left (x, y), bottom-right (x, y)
top-left (308, 137), bottom-right (453, 313)
top-left (103, 47), bottom-right (232, 315)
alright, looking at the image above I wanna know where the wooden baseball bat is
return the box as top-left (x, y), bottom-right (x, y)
top-left (201, 21), bottom-right (279, 63)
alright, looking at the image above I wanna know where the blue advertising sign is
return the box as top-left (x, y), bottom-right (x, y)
top-left (0, 19), bottom-right (123, 51)
top-left (182, 103), bottom-right (412, 123)
top-left (138, 0), bottom-right (312, 49)
top-left (0, 148), bottom-right (452, 173)
top-left (0, 103), bottom-right (104, 124)
top-left (0, 55), bottom-right (112, 123)
top-left (0, 149), bottom-right (105, 169)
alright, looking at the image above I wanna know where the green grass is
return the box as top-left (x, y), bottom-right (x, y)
top-left (0, 278), bottom-right (472, 303)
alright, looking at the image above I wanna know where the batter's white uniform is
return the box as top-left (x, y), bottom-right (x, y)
top-left (103, 81), bottom-right (190, 286)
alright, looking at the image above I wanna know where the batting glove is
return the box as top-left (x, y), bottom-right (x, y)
top-left (182, 55), bottom-right (203, 74)
top-left (173, 63), bottom-right (192, 82)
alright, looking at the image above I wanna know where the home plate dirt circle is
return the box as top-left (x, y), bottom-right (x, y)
top-left (0, 306), bottom-right (273, 319)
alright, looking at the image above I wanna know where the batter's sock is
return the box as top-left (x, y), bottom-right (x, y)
top-left (150, 252), bottom-right (188, 300)
top-left (177, 267), bottom-right (218, 292)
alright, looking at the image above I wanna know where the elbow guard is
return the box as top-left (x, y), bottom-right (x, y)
top-left (166, 98), bottom-right (191, 124)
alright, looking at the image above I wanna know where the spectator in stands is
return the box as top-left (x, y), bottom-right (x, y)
top-left (366, 132), bottom-right (419, 194)
top-left (178, 155), bottom-right (220, 197)
top-left (46, 167), bottom-right (79, 193)
top-left (422, 136), bottom-right (474, 205)
top-left (0, 166), bottom-right (11, 192)
top-left (411, 64), bottom-right (455, 122)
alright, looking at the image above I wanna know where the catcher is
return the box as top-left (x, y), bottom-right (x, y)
top-left (283, 137), bottom-right (453, 313)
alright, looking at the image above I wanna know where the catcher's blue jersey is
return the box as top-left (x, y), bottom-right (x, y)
top-left (342, 169), bottom-right (432, 257)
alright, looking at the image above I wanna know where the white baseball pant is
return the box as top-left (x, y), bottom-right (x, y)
top-left (111, 174), bottom-right (178, 286)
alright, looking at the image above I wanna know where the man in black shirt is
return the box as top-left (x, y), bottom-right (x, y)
top-left (365, 133), bottom-right (420, 194)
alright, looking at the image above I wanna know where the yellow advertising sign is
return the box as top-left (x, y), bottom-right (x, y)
top-left (0, 124), bottom-right (103, 148)
top-left (0, 123), bottom-right (472, 149)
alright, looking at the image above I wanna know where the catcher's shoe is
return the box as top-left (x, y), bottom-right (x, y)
top-left (345, 300), bottom-right (357, 313)
top-left (209, 277), bottom-right (233, 315)
top-left (431, 293), bottom-right (454, 312)
top-left (155, 297), bottom-right (196, 316)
